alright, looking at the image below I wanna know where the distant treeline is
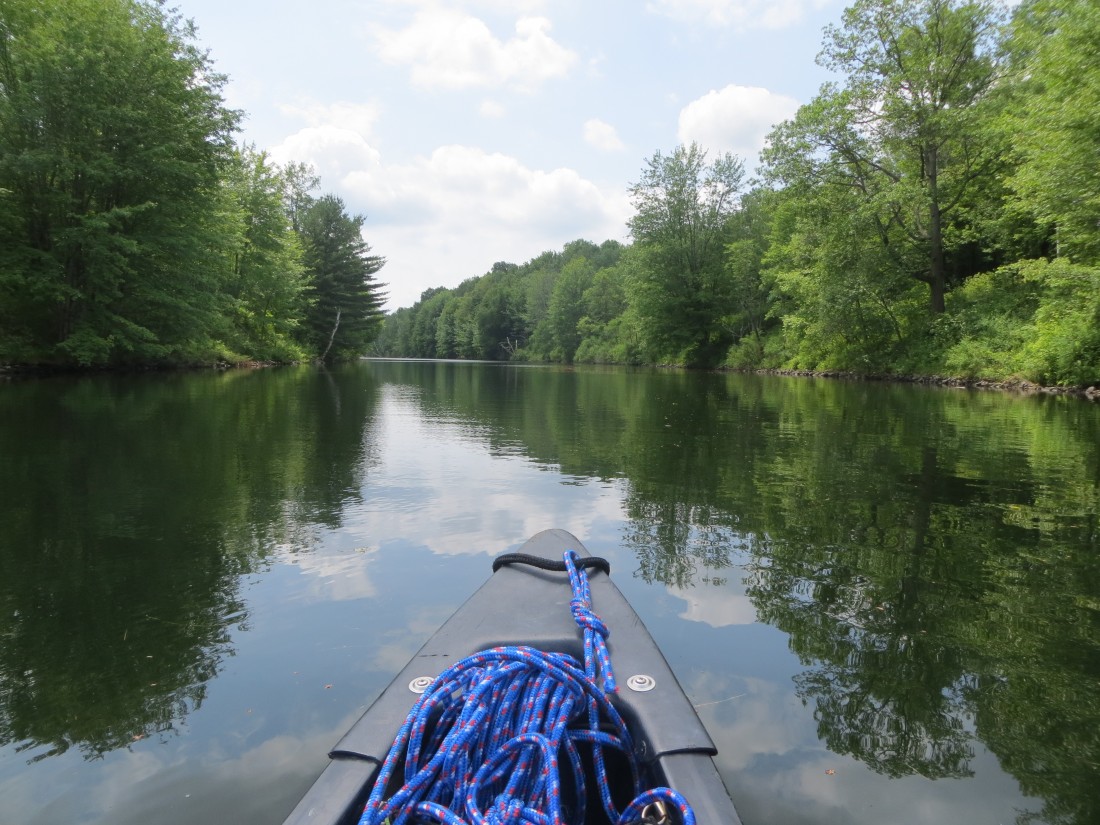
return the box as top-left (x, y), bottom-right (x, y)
top-left (377, 0), bottom-right (1099, 387)
top-left (0, 0), bottom-right (385, 367)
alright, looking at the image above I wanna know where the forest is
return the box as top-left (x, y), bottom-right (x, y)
top-left (376, 0), bottom-right (1100, 387)
top-left (2, 0), bottom-right (1097, 385)
top-left (0, 0), bottom-right (385, 367)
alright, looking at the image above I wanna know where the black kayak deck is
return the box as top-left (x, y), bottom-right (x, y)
top-left (282, 529), bottom-right (741, 824)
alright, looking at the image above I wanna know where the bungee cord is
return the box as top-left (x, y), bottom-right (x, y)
top-left (356, 550), bottom-right (696, 825)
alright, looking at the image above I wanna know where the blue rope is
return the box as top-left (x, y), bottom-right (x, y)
top-left (356, 550), bottom-right (696, 825)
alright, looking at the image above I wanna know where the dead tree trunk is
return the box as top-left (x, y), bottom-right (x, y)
top-left (321, 307), bottom-right (341, 361)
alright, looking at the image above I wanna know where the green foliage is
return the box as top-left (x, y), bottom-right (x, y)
top-left (939, 264), bottom-right (1039, 378)
top-left (1004, 0), bottom-right (1100, 265)
top-left (298, 195), bottom-right (386, 361)
top-left (1019, 260), bottom-right (1100, 386)
top-left (375, 239), bottom-right (631, 365)
top-left (627, 143), bottom-right (745, 367)
top-left (0, 0), bottom-right (239, 365)
top-left (0, 2), bottom-right (392, 368)
top-left (546, 256), bottom-right (594, 363)
top-left (765, 0), bottom-right (1007, 315)
top-left (937, 259), bottom-right (1100, 385)
top-left (762, 176), bottom-right (927, 372)
top-left (376, 0), bottom-right (1094, 385)
top-left (574, 252), bottom-right (641, 364)
top-left (3, 0), bottom-right (1094, 383)
top-left (473, 267), bottom-right (527, 360)
top-left (222, 147), bottom-right (309, 362)
top-left (717, 188), bottom-right (780, 364)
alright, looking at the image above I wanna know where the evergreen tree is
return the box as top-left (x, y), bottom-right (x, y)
top-left (298, 195), bottom-right (386, 360)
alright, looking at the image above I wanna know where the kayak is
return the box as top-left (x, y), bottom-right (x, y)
top-left (281, 529), bottom-right (742, 824)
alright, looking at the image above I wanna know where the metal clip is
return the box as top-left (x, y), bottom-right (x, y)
top-left (641, 799), bottom-right (669, 825)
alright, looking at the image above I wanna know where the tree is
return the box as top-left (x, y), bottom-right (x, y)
top-left (0, 0), bottom-right (239, 364)
top-left (764, 0), bottom-right (1006, 314)
top-left (1004, 0), bottom-right (1100, 265)
top-left (523, 251), bottom-right (564, 333)
top-left (762, 169), bottom-right (926, 371)
top-left (298, 195), bottom-right (386, 360)
top-left (627, 142), bottom-right (745, 366)
top-left (722, 189), bottom-right (778, 364)
top-left (547, 256), bottom-right (594, 363)
top-left (223, 147), bottom-right (307, 361)
top-left (281, 162), bottom-right (320, 235)
top-left (472, 268), bottom-right (526, 360)
top-left (373, 306), bottom-right (413, 357)
top-left (409, 288), bottom-right (449, 358)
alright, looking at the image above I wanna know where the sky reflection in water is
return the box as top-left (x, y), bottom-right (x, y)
top-left (2, 361), bottom-right (1095, 825)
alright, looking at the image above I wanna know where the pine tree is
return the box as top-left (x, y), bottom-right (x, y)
top-left (298, 195), bottom-right (386, 360)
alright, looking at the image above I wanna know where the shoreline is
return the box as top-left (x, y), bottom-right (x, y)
top-left (3, 359), bottom-right (1098, 401)
top-left (737, 368), bottom-right (1100, 400)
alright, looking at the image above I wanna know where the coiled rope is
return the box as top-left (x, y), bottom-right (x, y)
top-left (356, 550), bottom-right (696, 825)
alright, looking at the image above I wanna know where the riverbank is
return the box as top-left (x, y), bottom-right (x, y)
top-left (4, 358), bottom-right (1098, 401)
top-left (0, 358), bottom-right (291, 380)
top-left (743, 368), bottom-right (1100, 400)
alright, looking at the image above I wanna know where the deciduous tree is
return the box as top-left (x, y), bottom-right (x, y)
top-left (764, 0), bottom-right (1006, 314)
top-left (628, 143), bottom-right (745, 367)
top-left (1004, 0), bottom-right (1100, 264)
top-left (547, 256), bottom-right (594, 364)
top-left (0, 0), bottom-right (239, 364)
top-left (223, 147), bottom-right (307, 360)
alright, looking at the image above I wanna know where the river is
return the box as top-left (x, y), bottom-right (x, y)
top-left (1, 360), bottom-right (1097, 824)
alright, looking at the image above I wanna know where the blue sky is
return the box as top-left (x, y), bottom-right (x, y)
top-left (176, 0), bottom-right (846, 310)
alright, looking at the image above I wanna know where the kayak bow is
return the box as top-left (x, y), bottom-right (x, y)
top-left (282, 529), bottom-right (741, 825)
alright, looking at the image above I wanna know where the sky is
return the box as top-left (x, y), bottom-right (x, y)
top-left (174, 0), bottom-right (847, 310)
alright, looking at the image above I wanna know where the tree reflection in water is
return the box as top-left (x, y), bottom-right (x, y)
top-left (0, 366), bottom-right (379, 762)
top-left (3, 363), bottom-right (1096, 825)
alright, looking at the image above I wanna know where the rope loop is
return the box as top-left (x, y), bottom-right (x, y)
top-left (356, 550), bottom-right (696, 825)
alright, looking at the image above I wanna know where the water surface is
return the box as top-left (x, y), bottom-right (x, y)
top-left (1, 361), bottom-right (1097, 824)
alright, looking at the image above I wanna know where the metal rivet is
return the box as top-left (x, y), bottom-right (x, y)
top-left (626, 674), bottom-right (656, 692)
top-left (408, 676), bottom-right (434, 693)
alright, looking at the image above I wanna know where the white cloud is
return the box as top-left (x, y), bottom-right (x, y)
top-left (372, 11), bottom-right (578, 90)
top-left (479, 99), bottom-right (507, 118)
top-left (381, 0), bottom-right (548, 11)
top-left (648, 0), bottom-right (831, 29)
top-left (340, 388), bottom-right (630, 551)
top-left (349, 145), bottom-right (631, 308)
top-left (276, 100), bottom-right (380, 138)
top-left (343, 144), bottom-right (628, 231)
top-left (677, 84), bottom-right (800, 161)
top-left (270, 118), bottom-right (632, 309)
top-left (583, 118), bottom-right (625, 152)
top-left (268, 126), bottom-right (383, 188)
top-left (670, 582), bottom-right (757, 627)
top-left (287, 548), bottom-right (379, 602)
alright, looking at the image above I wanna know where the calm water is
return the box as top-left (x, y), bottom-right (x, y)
top-left (1, 361), bottom-right (1098, 825)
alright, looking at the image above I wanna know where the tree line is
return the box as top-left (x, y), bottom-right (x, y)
top-left (376, 0), bottom-right (1099, 387)
top-left (0, 0), bottom-right (385, 367)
